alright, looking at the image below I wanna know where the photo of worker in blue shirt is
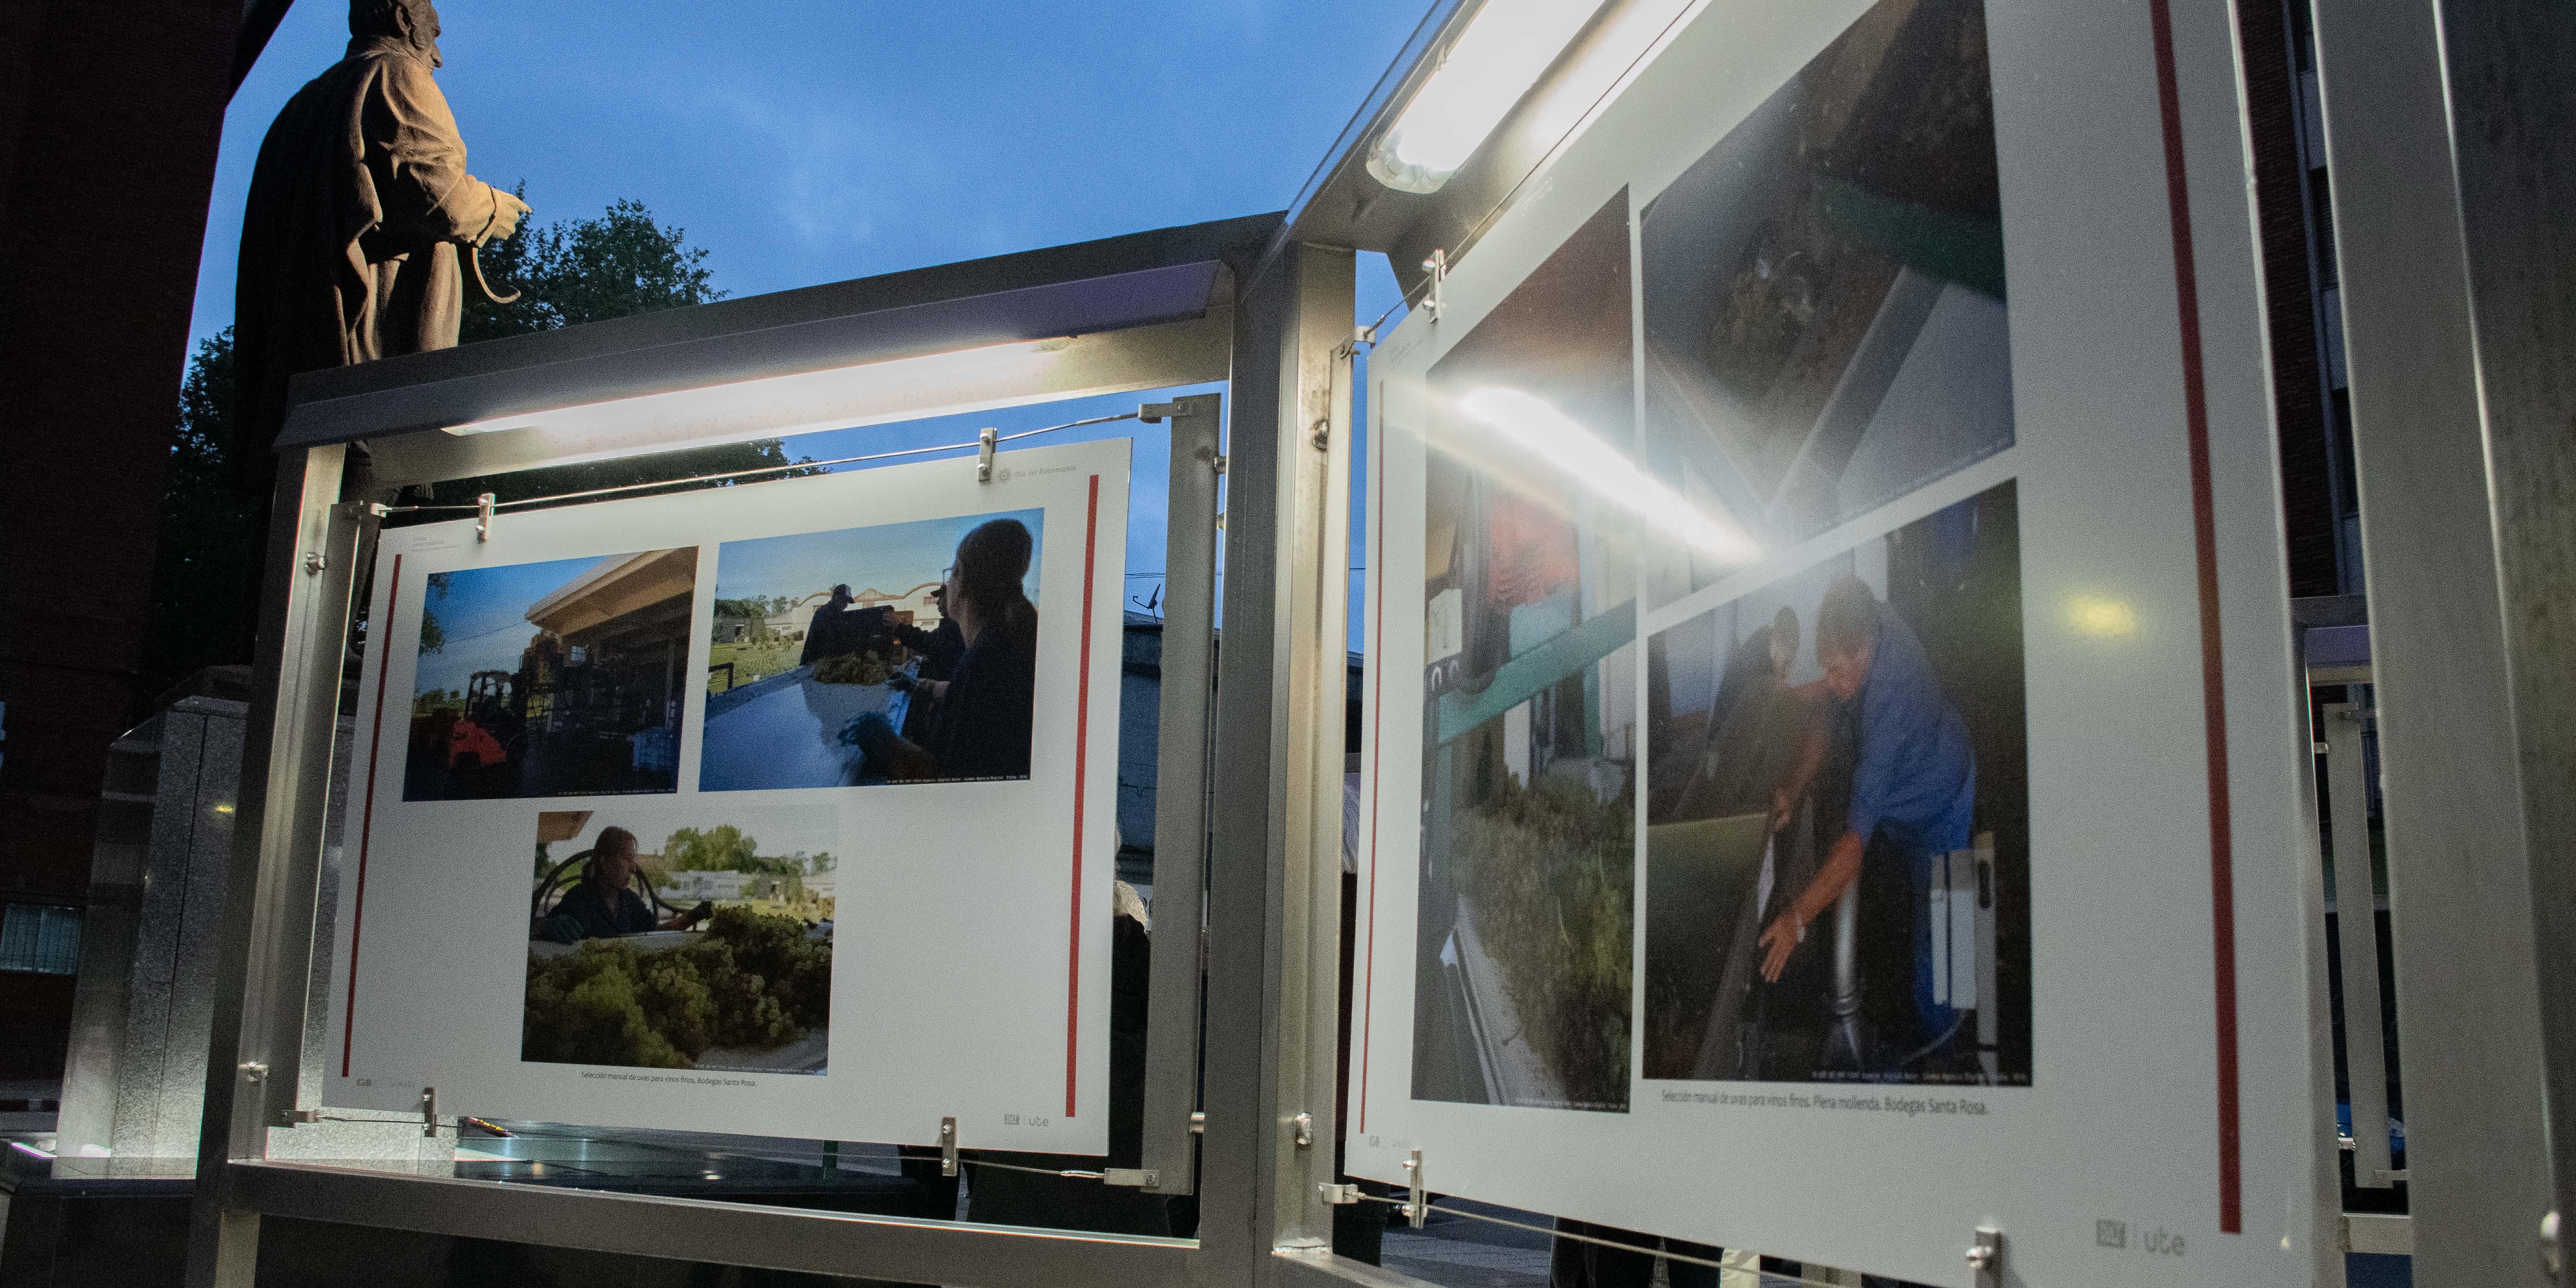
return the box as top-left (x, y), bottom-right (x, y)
top-left (1641, 479), bottom-right (2027, 1086)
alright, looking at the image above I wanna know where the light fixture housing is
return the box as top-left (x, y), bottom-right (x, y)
top-left (1367, 0), bottom-right (1609, 194)
top-left (438, 338), bottom-right (1073, 440)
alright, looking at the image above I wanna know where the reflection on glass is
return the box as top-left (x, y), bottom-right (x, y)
top-left (1414, 193), bottom-right (1639, 1114)
top-left (1640, 0), bottom-right (2014, 606)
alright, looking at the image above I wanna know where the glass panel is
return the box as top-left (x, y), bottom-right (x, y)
top-left (282, 386), bottom-right (1222, 1240)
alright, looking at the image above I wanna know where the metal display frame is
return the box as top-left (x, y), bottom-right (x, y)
top-left (179, 0), bottom-right (2573, 1282)
top-left (181, 215), bottom-right (1380, 1288)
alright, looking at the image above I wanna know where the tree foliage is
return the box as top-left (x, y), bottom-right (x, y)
top-left (142, 328), bottom-right (266, 695)
top-left (460, 192), bottom-right (720, 341)
top-left (147, 196), bottom-right (817, 694)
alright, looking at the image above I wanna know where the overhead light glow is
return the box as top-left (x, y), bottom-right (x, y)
top-left (440, 338), bottom-right (1071, 440)
top-left (1458, 387), bottom-right (1760, 563)
top-left (1367, 0), bottom-right (1608, 194)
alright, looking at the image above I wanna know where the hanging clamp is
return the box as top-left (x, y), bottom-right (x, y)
top-left (1421, 249), bottom-right (1447, 322)
top-left (1402, 1148), bottom-right (1427, 1229)
top-left (1317, 1182), bottom-right (1362, 1205)
top-left (1189, 1111), bottom-right (1206, 1135)
top-left (939, 1115), bottom-right (959, 1177)
top-left (420, 1086), bottom-right (438, 1137)
top-left (976, 428), bottom-right (999, 483)
top-left (1292, 1112), bottom-right (1314, 1149)
top-left (1966, 1226), bottom-right (2002, 1288)
top-left (1104, 1168), bottom-right (1160, 1188)
top-left (1139, 401), bottom-right (1180, 423)
top-left (474, 493), bottom-right (497, 543)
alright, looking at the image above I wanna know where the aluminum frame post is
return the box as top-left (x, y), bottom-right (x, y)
top-left (186, 444), bottom-right (362, 1288)
top-left (1200, 241), bottom-right (1356, 1284)
top-left (2424, 0), bottom-right (2576, 1262)
top-left (2320, 704), bottom-right (2394, 1188)
top-left (2309, 0), bottom-right (2556, 1278)
top-left (1139, 390), bottom-right (1224, 1196)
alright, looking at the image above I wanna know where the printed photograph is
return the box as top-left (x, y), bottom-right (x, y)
top-left (524, 807), bottom-right (837, 1075)
top-left (1640, 0), bottom-right (2012, 605)
top-left (699, 509), bottom-right (1045, 790)
top-left (405, 548), bottom-right (697, 801)
top-left (1411, 194), bottom-right (1645, 1114)
top-left (1641, 479), bottom-right (2028, 1086)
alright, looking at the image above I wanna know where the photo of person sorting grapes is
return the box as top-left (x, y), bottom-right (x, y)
top-left (523, 808), bottom-right (836, 1075)
top-left (699, 509), bottom-right (1044, 791)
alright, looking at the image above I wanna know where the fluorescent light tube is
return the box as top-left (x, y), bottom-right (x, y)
top-left (1368, 0), bottom-right (1608, 194)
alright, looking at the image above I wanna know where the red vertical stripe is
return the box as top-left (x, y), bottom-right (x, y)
top-left (341, 553), bottom-right (400, 1077)
top-left (2148, 0), bottom-right (2242, 1233)
top-left (1067, 475), bottom-right (1101, 1118)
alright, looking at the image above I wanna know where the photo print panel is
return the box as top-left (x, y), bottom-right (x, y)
top-left (1641, 479), bottom-right (2027, 1088)
top-left (1348, 0), bottom-right (2314, 1280)
top-left (329, 439), bottom-right (1129, 1155)
top-left (404, 548), bottom-right (698, 801)
top-left (1412, 192), bottom-right (1646, 1115)
top-left (700, 508), bottom-right (1045, 791)
top-left (1639, 0), bottom-right (2012, 607)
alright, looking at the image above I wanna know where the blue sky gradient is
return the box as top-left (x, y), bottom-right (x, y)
top-left (207, 2), bottom-right (1411, 649)
top-left (415, 551), bottom-right (681, 697)
top-left (714, 508), bottom-right (1045, 614)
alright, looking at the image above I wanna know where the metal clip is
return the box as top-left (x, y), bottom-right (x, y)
top-left (1103, 1168), bottom-right (1159, 1188)
top-left (1402, 1148), bottom-right (1427, 1229)
top-left (420, 1086), bottom-right (438, 1138)
top-left (976, 427), bottom-right (998, 483)
top-left (1317, 1182), bottom-right (1361, 1205)
top-left (240, 1061), bottom-right (268, 1084)
top-left (475, 493), bottom-right (497, 543)
top-left (939, 1116), bottom-right (959, 1177)
top-left (1966, 1226), bottom-right (2002, 1288)
top-left (1421, 249), bottom-right (1447, 322)
top-left (283, 1108), bottom-right (324, 1125)
top-left (1292, 1112), bottom-right (1314, 1149)
top-left (302, 551), bottom-right (328, 576)
top-left (336, 501), bottom-right (393, 520)
top-left (1189, 1111), bottom-right (1206, 1135)
top-left (1139, 401), bottom-right (1179, 423)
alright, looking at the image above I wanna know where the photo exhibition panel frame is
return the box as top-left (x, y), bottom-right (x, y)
top-left (1345, 0), bottom-right (2316, 1282)
top-left (324, 438), bottom-right (1132, 1155)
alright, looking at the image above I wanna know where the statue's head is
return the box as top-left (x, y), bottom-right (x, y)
top-left (350, 0), bottom-right (442, 68)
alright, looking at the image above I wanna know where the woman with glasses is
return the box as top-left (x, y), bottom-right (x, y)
top-left (844, 517), bottom-right (1040, 783)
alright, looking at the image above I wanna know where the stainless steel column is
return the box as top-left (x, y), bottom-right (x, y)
top-left (2423, 1), bottom-right (2576, 1263)
top-left (2320, 704), bottom-right (2393, 1189)
top-left (2309, 0), bottom-right (2555, 1278)
top-left (1140, 390), bottom-right (1223, 1195)
top-left (185, 445), bottom-right (363, 1288)
top-left (1199, 240), bottom-right (1355, 1283)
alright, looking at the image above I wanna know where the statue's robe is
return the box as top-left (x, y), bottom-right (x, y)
top-left (234, 35), bottom-right (502, 473)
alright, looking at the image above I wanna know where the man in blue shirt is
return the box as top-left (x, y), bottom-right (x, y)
top-left (1756, 576), bottom-right (1975, 1055)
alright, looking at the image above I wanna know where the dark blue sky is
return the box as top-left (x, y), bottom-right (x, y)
top-left (199, 1), bottom-right (1417, 648)
top-left (193, 0), bottom-right (1414, 345)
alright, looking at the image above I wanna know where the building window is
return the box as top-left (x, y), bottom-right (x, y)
top-left (0, 903), bottom-right (80, 975)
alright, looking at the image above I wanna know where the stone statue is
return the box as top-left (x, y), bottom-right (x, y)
top-left (232, 0), bottom-right (530, 473)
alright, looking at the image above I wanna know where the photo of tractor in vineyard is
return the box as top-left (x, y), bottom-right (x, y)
top-left (405, 548), bottom-right (698, 801)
